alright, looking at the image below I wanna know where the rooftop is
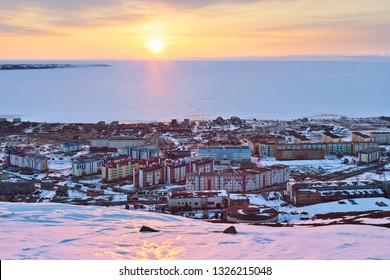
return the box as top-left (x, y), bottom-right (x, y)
top-left (324, 131), bottom-right (342, 139)
top-left (352, 132), bottom-right (372, 138)
top-left (226, 205), bottom-right (278, 222)
top-left (169, 190), bottom-right (228, 199)
top-left (73, 157), bottom-right (103, 164)
top-left (199, 145), bottom-right (250, 150)
top-left (292, 181), bottom-right (379, 190)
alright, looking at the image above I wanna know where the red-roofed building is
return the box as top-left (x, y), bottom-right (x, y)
top-left (101, 156), bottom-right (132, 182)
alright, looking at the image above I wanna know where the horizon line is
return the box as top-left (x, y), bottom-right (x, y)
top-left (1, 54), bottom-right (390, 62)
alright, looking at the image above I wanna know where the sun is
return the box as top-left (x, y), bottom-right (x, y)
top-left (147, 39), bottom-right (166, 55)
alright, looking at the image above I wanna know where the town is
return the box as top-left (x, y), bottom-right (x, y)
top-left (1, 115), bottom-right (389, 225)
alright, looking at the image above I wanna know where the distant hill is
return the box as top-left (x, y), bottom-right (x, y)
top-left (0, 64), bottom-right (110, 70)
top-left (307, 114), bottom-right (344, 120)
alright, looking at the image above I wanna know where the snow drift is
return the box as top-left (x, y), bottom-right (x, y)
top-left (1, 202), bottom-right (389, 260)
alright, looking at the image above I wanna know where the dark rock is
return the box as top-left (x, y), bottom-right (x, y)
top-left (140, 226), bottom-right (159, 232)
top-left (223, 226), bottom-right (237, 234)
top-left (230, 116), bottom-right (242, 125)
top-left (214, 117), bottom-right (227, 125)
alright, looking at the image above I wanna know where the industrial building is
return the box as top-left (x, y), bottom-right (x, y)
top-left (371, 132), bottom-right (390, 144)
top-left (352, 132), bottom-right (373, 142)
top-left (327, 143), bottom-right (352, 154)
top-left (323, 131), bottom-right (343, 143)
top-left (287, 181), bottom-right (384, 206)
top-left (292, 133), bottom-right (310, 144)
top-left (352, 142), bottom-right (378, 154)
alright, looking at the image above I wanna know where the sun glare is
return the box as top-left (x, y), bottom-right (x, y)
top-left (147, 39), bottom-right (165, 55)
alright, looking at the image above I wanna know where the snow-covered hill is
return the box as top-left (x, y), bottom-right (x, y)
top-left (0, 64), bottom-right (109, 70)
top-left (1, 202), bottom-right (389, 260)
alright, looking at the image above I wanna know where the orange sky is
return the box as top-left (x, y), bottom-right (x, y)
top-left (0, 0), bottom-right (389, 59)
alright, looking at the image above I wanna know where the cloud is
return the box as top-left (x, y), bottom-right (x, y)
top-left (0, 23), bottom-right (57, 36)
top-left (0, 0), bottom-right (263, 18)
top-left (153, 0), bottom-right (263, 8)
top-left (0, 1), bottom-right (123, 12)
top-left (0, 1), bottom-right (150, 34)
top-left (1, 0), bottom-right (389, 39)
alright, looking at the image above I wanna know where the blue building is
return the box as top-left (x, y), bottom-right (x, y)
top-left (61, 142), bottom-right (82, 153)
top-left (198, 145), bottom-right (251, 163)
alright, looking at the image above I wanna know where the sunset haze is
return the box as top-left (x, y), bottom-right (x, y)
top-left (1, 0), bottom-right (389, 59)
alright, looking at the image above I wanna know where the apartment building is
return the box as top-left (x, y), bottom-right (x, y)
top-left (72, 157), bottom-right (105, 177)
top-left (198, 145), bottom-right (251, 163)
top-left (101, 156), bottom-right (132, 182)
top-left (186, 165), bottom-right (290, 192)
top-left (90, 137), bottom-right (146, 151)
top-left (117, 147), bottom-right (162, 159)
top-left (7, 152), bottom-right (48, 171)
top-left (60, 142), bottom-right (83, 153)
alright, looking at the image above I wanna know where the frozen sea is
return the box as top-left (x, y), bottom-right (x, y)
top-left (1, 58), bottom-right (389, 123)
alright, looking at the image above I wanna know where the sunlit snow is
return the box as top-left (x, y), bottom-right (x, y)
top-left (1, 202), bottom-right (389, 260)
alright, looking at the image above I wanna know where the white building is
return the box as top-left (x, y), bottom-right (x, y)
top-left (9, 153), bottom-right (48, 171)
top-left (72, 158), bottom-right (105, 177)
top-left (268, 165), bottom-right (290, 186)
top-left (108, 138), bottom-right (146, 149)
top-left (167, 190), bottom-right (229, 210)
top-left (10, 153), bottom-right (25, 168)
top-left (90, 137), bottom-right (146, 150)
top-left (90, 138), bottom-right (109, 149)
top-left (24, 155), bottom-right (49, 171)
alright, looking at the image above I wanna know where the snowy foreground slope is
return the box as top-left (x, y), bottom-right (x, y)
top-left (0, 202), bottom-right (389, 260)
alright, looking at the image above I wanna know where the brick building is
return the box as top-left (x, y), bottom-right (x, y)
top-left (288, 181), bottom-right (384, 206)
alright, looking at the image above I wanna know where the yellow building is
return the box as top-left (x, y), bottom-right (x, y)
top-left (323, 131), bottom-right (342, 143)
top-left (101, 158), bottom-right (132, 182)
